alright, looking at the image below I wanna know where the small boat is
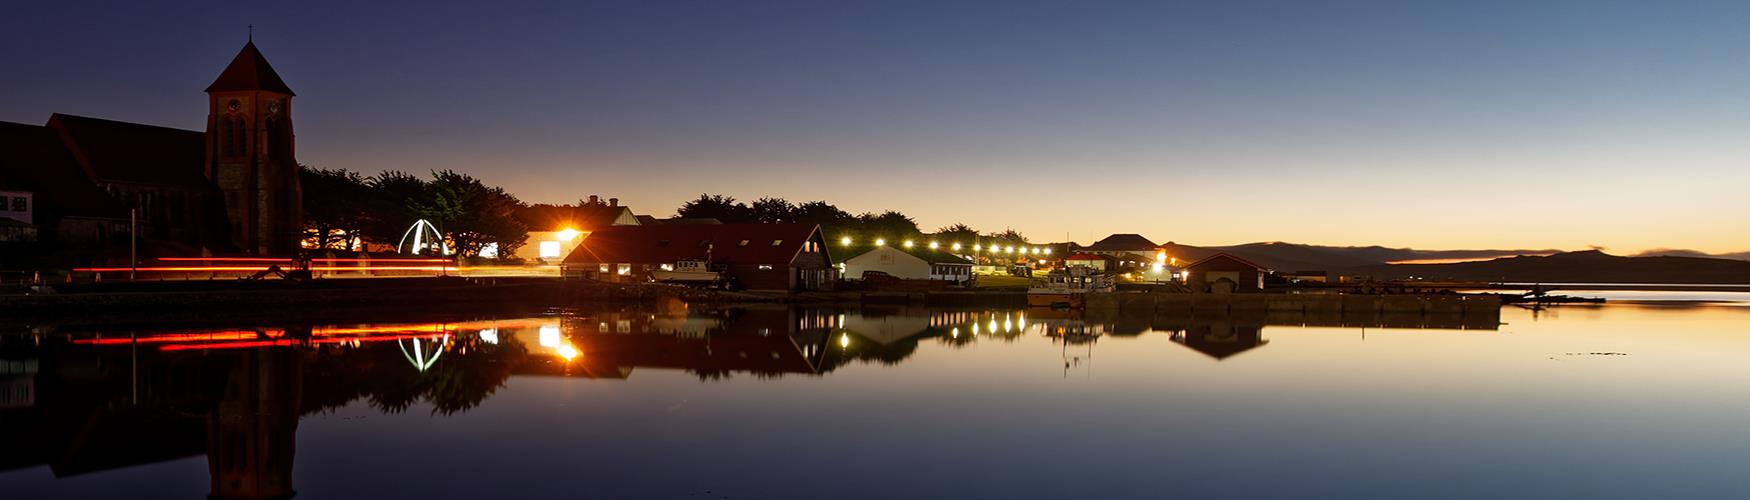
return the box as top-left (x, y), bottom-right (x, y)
top-left (1027, 266), bottom-right (1114, 309)
top-left (650, 259), bottom-right (722, 285)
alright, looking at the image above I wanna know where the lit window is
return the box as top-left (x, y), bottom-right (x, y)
top-left (771, 240), bottom-right (783, 246)
top-left (758, 264), bottom-right (775, 270)
top-left (599, 264), bottom-right (610, 273)
top-left (739, 239), bottom-right (750, 247)
top-left (617, 264), bottom-right (632, 275)
top-left (539, 241), bottom-right (562, 258)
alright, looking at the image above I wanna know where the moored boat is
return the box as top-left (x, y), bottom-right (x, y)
top-left (650, 259), bottom-right (722, 285)
top-left (1027, 267), bottom-right (1114, 309)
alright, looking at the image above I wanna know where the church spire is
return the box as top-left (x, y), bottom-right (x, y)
top-left (205, 40), bottom-right (295, 96)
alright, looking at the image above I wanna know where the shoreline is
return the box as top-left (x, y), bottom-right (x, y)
top-left (8, 276), bottom-right (1744, 324)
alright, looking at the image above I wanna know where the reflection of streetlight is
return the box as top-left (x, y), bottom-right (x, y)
top-left (875, 238), bottom-right (886, 246)
top-left (839, 333), bottom-right (850, 348)
top-left (840, 236), bottom-right (852, 246)
top-left (557, 343), bottom-right (579, 361)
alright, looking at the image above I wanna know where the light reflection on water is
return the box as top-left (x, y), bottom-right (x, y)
top-left (2, 297), bottom-right (1749, 499)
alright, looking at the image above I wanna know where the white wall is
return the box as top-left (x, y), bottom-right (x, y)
top-left (516, 230), bottom-right (585, 262)
top-left (0, 190), bottom-right (31, 225)
top-left (844, 246), bottom-right (931, 280)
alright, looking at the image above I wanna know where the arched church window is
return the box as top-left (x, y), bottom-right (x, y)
top-left (228, 116), bottom-right (247, 157)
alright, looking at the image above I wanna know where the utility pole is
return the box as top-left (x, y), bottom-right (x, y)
top-left (129, 208), bottom-right (138, 281)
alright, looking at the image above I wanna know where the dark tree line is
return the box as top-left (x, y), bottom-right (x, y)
top-left (300, 166), bottom-right (529, 257)
top-left (674, 193), bottom-right (1035, 251)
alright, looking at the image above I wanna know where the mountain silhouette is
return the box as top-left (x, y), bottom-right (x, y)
top-left (1159, 241), bottom-right (1555, 271)
top-left (1347, 250), bottom-right (1750, 284)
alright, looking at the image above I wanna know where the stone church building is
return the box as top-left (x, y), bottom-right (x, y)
top-left (0, 40), bottom-right (304, 260)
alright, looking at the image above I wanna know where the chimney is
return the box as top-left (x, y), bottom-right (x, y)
top-left (609, 198), bottom-right (619, 207)
top-left (588, 195), bottom-right (600, 205)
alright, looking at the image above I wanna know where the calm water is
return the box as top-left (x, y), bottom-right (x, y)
top-left (4, 295), bottom-right (1750, 499)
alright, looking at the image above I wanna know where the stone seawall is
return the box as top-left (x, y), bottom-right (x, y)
top-left (1088, 292), bottom-right (1501, 316)
top-left (0, 277), bottom-right (788, 318)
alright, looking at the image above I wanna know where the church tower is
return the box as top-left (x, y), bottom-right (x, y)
top-left (205, 40), bottom-right (303, 255)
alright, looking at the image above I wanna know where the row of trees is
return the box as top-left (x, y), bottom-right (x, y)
top-left (301, 172), bottom-right (1038, 260)
top-left (301, 167), bottom-right (528, 257)
top-left (675, 194), bottom-right (1034, 250)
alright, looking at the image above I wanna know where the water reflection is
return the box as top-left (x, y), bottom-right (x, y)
top-left (0, 304), bottom-right (1508, 497)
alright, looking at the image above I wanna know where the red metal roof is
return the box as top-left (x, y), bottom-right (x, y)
top-left (205, 41), bottom-right (296, 95)
top-left (517, 204), bottom-right (635, 232)
top-left (47, 114), bottom-right (211, 189)
top-left (1083, 233), bottom-right (1160, 251)
top-left (563, 223), bottom-right (824, 265)
top-left (1185, 252), bottom-right (1269, 271)
top-left (0, 121), bottom-right (127, 219)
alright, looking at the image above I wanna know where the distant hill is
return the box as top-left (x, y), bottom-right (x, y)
top-left (1347, 250), bottom-right (1750, 284)
top-left (1151, 241), bottom-right (1750, 283)
top-left (1631, 248), bottom-right (1750, 262)
top-left (1158, 241), bottom-right (1552, 271)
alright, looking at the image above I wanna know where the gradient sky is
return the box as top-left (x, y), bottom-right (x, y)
top-left (4, 1), bottom-right (1747, 252)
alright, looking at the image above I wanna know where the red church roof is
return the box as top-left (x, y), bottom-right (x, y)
top-left (563, 223), bottom-right (825, 265)
top-left (206, 41), bottom-right (296, 95)
top-left (46, 114), bottom-right (210, 189)
top-left (0, 121), bottom-right (128, 219)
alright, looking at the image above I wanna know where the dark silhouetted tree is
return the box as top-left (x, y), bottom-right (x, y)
top-left (300, 166), bottom-right (370, 249)
top-left (932, 223), bottom-right (980, 245)
top-left (361, 170), bottom-right (432, 246)
top-left (677, 193), bottom-right (753, 222)
top-left (427, 170), bottom-right (528, 258)
top-left (857, 211), bottom-right (922, 242)
top-left (749, 197), bottom-right (796, 223)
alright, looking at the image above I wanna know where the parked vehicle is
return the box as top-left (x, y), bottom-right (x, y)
top-left (860, 270), bottom-right (902, 284)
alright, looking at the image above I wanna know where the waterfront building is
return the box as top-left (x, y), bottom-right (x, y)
top-left (0, 40), bottom-right (303, 258)
top-left (514, 196), bottom-right (641, 262)
top-left (0, 122), bottom-right (130, 259)
top-left (1083, 233), bottom-right (1168, 271)
top-left (1063, 253), bottom-right (1112, 271)
top-left (0, 182), bottom-right (34, 242)
top-left (842, 244), bottom-right (974, 284)
top-left (560, 223), bottom-right (835, 292)
top-left (1185, 252), bottom-right (1269, 293)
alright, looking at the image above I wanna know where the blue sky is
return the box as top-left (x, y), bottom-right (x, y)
top-left (3, 1), bottom-right (1747, 251)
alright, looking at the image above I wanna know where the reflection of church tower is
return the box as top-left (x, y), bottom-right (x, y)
top-left (205, 40), bottom-right (304, 254)
top-left (207, 347), bottom-right (302, 500)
